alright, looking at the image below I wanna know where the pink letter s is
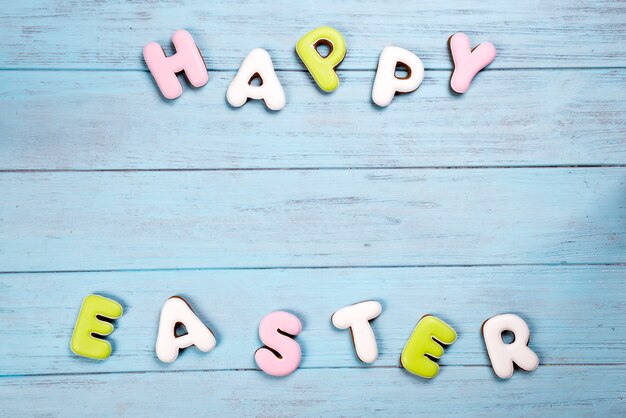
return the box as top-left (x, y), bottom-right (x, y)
top-left (254, 311), bottom-right (302, 376)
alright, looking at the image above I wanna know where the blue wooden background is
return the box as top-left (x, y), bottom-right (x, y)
top-left (1, 1), bottom-right (625, 416)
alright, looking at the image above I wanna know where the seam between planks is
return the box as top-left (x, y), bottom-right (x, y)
top-left (1, 262), bottom-right (624, 276)
top-left (1, 165), bottom-right (626, 173)
top-left (2, 364), bottom-right (624, 379)
top-left (1, 66), bottom-right (626, 72)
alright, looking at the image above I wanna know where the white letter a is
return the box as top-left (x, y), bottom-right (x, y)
top-left (155, 297), bottom-right (216, 363)
top-left (227, 48), bottom-right (286, 110)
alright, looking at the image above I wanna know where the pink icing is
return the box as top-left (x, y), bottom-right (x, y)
top-left (254, 311), bottom-right (302, 377)
top-left (143, 30), bottom-right (208, 99)
top-left (449, 33), bottom-right (496, 94)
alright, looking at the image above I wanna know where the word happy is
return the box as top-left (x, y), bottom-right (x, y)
top-left (143, 27), bottom-right (497, 106)
top-left (71, 294), bottom-right (539, 380)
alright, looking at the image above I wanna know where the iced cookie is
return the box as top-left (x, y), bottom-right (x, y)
top-left (296, 26), bottom-right (346, 92)
top-left (332, 300), bottom-right (382, 363)
top-left (70, 294), bottom-right (123, 360)
top-left (482, 313), bottom-right (539, 378)
top-left (144, 29), bottom-right (208, 99)
top-left (448, 32), bottom-right (496, 94)
top-left (155, 296), bottom-right (216, 363)
top-left (372, 46), bottom-right (424, 107)
top-left (255, 311), bottom-right (302, 376)
top-left (227, 48), bottom-right (286, 110)
top-left (400, 315), bottom-right (456, 378)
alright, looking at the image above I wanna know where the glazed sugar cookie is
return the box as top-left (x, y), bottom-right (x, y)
top-left (255, 311), bottom-right (302, 377)
top-left (70, 294), bottom-right (123, 360)
top-left (332, 300), bottom-right (382, 363)
top-left (400, 315), bottom-right (456, 379)
top-left (482, 313), bottom-right (539, 378)
top-left (448, 32), bottom-right (496, 94)
top-left (372, 46), bottom-right (424, 107)
top-left (155, 296), bottom-right (216, 363)
top-left (143, 29), bottom-right (208, 99)
top-left (227, 48), bottom-right (286, 110)
top-left (296, 26), bottom-right (346, 92)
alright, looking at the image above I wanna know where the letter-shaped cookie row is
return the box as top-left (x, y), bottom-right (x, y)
top-left (71, 295), bottom-right (537, 380)
top-left (144, 29), bottom-right (495, 105)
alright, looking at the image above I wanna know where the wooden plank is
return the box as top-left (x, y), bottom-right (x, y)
top-left (1, 1), bottom-right (625, 70)
top-left (0, 168), bottom-right (624, 272)
top-left (1, 366), bottom-right (624, 416)
top-left (1, 69), bottom-right (625, 170)
top-left (0, 266), bottom-right (623, 376)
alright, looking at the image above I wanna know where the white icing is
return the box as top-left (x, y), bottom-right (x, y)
top-left (155, 297), bottom-right (216, 363)
top-left (227, 48), bottom-right (286, 110)
top-left (482, 313), bottom-right (539, 378)
top-left (372, 46), bottom-right (424, 107)
top-left (331, 300), bottom-right (382, 363)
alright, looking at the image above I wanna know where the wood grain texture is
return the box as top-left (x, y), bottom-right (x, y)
top-left (0, 266), bottom-right (623, 376)
top-left (1, 0), bottom-right (625, 415)
top-left (1, 0), bottom-right (625, 70)
top-left (0, 168), bottom-right (624, 272)
top-left (1, 69), bottom-right (625, 170)
top-left (1, 366), bottom-right (624, 417)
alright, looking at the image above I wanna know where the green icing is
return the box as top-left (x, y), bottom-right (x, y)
top-left (296, 26), bottom-right (346, 92)
top-left (70, 294), bottom-right (123, 360)
top-left (401, 315), bottom-right (457, 379)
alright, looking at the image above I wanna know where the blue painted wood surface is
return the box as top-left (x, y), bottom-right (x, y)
top-left (2, 0), bottom-right (625, 69)
top-left (1, 70), bottom-right (625, 169)
top-left (0, 0), bottom-right (625, 416)
top-left (1, 168), bottom-right (624, 271)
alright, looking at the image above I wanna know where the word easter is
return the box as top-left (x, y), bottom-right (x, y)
top-left (71, 294), bottom-right (538, 380)
top-left (143, 27), bottom-right (496, 106)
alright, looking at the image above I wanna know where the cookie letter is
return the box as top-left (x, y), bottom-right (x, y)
top-left (143, 29), bottom-right (208, 99)
top-left (296, 26), bottom-right (346, 92)
top-left (400, 315), bottom-right (456, 379)
top-left (155, 296), bottom-right (216, 363)
top-left (448, 32), bottom-right (496, 94)
top-left (70, 294), bottom-right (123, 360)
top-left (255, 311), bottom-right (302, 376)
top-left (372, 46), bottom-right (424, 107)
top-left (331, 301), bottom-right (382, 363)
top-left (482, 314), bottom-right (539, 378)
top-left (227, 48), bottom-right (286, 111)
